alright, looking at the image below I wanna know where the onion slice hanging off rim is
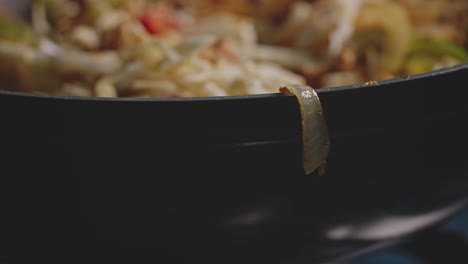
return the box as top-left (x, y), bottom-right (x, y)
top-left (280, 85), bottom-right (330, 175)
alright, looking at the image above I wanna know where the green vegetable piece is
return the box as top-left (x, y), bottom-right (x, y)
top-left (0, 17), bottom-right (36, 45)
top-left (411, 36), bottom-right (468, 62)
top-left (405, 55), bottom-right (435, 75)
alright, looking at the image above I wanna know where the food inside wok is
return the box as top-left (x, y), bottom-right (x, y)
top-left (0, 0), bottom-right (467, 98)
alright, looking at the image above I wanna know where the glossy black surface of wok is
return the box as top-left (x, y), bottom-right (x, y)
top-left (1, 64), bottom-right (468, 264)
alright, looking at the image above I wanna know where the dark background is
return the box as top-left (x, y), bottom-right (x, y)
top-left (350, 208), bottom-right (468, 264)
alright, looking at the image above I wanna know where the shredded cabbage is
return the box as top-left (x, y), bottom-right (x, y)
top-left (0, 0), bottom-right (467, 97)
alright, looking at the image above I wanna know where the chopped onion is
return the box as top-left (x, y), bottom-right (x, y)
top-left (328, 0), bottom-right (363, 56)
top-left (353, 1), bottom-right (412, 75)
top-left (280, 85), bottom-right (330, 175)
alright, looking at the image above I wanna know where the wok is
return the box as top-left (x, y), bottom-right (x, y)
top-left (1, 61), bottom-right (468, 263)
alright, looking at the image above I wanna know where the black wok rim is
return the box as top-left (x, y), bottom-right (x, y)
top-left (1, 63), bottom-right (467, 102)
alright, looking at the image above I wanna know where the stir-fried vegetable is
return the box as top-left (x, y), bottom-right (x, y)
top-left (0, 16), bottom-right (36, 44)
top-left (280, 85), bottom-right (330, 175)
top-left (351, 1), bottom-right (412, 78)
top-left (404, 36), bottom-right (468, 75)
top-left (0, 0), bottom-right (467, 97)
top-left (140, 9), bottom-right (180, 35)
